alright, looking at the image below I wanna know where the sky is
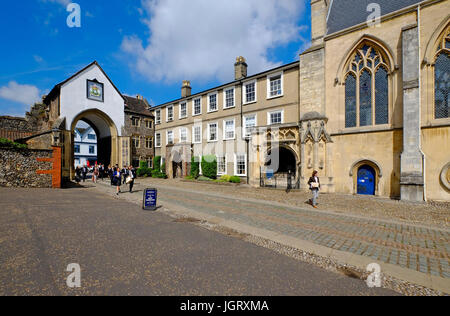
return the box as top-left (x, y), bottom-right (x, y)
top-left (0, 0), bottom-right (311, 117)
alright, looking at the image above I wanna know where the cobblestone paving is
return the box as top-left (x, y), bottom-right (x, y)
top-left (107, 179), bottom-right (450, 280)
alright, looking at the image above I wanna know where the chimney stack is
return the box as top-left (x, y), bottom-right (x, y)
top-left (181, 80), bottom-right (192, 98)
top-left (234, 56), bottom-right (248, 80)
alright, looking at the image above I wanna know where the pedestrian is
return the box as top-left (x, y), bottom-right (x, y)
top-left (308, 170), bottom-right (321, 209)
top-left (75, 167), bottom-right (82, 184)
top-left (113, 167), bottom-right (122, 195)
top-left (93, 164), bottom-right (99, 183)
top-left (99, 164), bottom-right (104, 181)
top-left (82, 165), bottom-right (88, 182)
top-left (108, 165), bottom-right (113, 186)
top-left (127, 165), bottom-right (136, 193)
top-left (122, 165), bottom-right (128, 185)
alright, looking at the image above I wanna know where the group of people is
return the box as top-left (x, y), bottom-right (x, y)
top-left (108, 165), bottom-right (137, 195)
top-left (75, 163), bottom-right (137, 195)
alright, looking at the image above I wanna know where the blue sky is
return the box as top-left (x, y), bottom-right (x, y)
top-left (0, 0), bottom-right (311, 117)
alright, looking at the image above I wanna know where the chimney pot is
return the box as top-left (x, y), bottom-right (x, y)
top-left (234, 56), bottom-right (248, 80)
top-left (181, 80), bottom-right (192, 98)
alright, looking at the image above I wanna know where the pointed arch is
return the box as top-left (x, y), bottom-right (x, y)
top-left (423, 16), bottom-right (450, 65)
top-left (341, 37), bottom-right (392, 128)
top-left (336, 35), bottom-right (396, 84)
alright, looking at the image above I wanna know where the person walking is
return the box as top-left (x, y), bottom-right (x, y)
top-left (99, 164), bottom-right (104, 181)
top-left (82, 165), bottom-right (88, 183)
top-left (308, 170), bottom-right (321, 209)
top-left (113, 167), bottom-right (122, 195)
top-left (75, 167), bottom-right (82, 184)
top-left (127, 166), bottom-right (136, 193)
top-left (93, 164), bottom-right (99, 183)
top-left (122, 165), bottom-right (128, 185)
top-left (108, 165), bottom-right (113, 186)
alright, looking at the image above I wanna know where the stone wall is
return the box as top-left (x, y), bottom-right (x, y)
top-left (0, 147), bottom-right (53, 188)
top-left (123, 113), bottom-right (154, 165)
top-left (0, 116), bottom-right (35, 141)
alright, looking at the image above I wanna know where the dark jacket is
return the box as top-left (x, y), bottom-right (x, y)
top-left (308, 176), bottom-right (321, 190)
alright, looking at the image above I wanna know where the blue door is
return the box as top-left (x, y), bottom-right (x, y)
top-left (357, 165), bottom-right (376, 195)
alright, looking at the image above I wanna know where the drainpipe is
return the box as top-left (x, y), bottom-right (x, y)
top-left (417, 4), bottom-right (427, 202)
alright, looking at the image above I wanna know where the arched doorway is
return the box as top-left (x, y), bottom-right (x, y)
top-left (70, 109), bottom-right (119, 178)
top-left (357, 165), bottom-right (376, 195)
top-left (264, 146), bottom-right (299, 188)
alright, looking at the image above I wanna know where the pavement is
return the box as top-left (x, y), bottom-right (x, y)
top-left (0, 186), bottom-right (397, 296)
top-left (93, 178), bottom-right (450, 294)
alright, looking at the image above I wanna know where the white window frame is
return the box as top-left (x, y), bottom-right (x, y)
top-left (166, 105), bottom-right (174, 122)
top-left (167, 130), bottom-right (174, 145)
top-left (267, 110), bottom-right (284, 125)
top-left (192, 125), bottom-right (202, 144)
top-left (192, 97), bottom-right (202, 116)
top-left (179, 102), bottom-right (187, 119)
top-left (155, 133), bottom-right (161, 148)
top-left (244, 114), bottom-right (257, 139)
top-left (179, 127), bottom-right (188, 143)
top-left (267, 71), bottom-right (284, 99)
top-left (207, 92), bottom-right (218, 113)
top-left (217, 154), bottom-right (227, 175)
top-left (243, 79), bottom-right (257, 105)
top-left (234, 154), bottom-right (247, 177)
top-left (155, 110), bottom-right (161, 124)
top-left (207, 122), bottom-right (218, 142)
top-left (223, 86), bottom-right (235, 109)
top-left (223, 118), bottom-right (236, 140)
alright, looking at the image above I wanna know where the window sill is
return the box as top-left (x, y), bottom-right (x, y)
top-left (267, 94), bottom-right (284, 100)
top-left (192, 113), bottom-right (202, 117)
top-left (223, 106), bottom-right (236, 110)
top-left (243, 101), bottom-right (257, 106)
top-left (207, 109), bottom-right (219, 114)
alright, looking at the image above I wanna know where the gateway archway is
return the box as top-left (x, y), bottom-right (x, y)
top-left (69, 109), bottom-right (119, 177)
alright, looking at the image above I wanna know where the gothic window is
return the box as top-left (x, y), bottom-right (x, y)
top-left (435, 28), bottom-right (450, 119)
top-left (344, 43), bottom-right (390, 128)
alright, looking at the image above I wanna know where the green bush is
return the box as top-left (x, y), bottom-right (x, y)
top-left (198, 176), bottom-right (213, 182)
top-left (190, 156), bottom-right (200, 179)
top-left (153, 156), bottom-right (161, 173)
top-left (219, 175), bottom-right (232, 182)
top-left (161, 162), bottom-right (166, 175)
top-left (201, 155), bottom-right (217, 179)
top-left (139, 160), bottom-right (148, 169)
top-left (137, 167), bottom-right (152, 177)
top-left (0, 138), bottom-right (27, 150)
top-left (230, 176), bottom-right (241, 184)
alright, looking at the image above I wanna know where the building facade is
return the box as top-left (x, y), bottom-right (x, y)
top-left (124, 95), bottom-right (155, 168)
top-left (73, 126), bottom-right (97, 168)
top-left (153, 58), bottom-right (300, 182)
top-left (153, 0), bottom-right (450, 202)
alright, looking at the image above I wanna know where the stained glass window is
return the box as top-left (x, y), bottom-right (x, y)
top-left (434, 28), bottom-right (449, 119)
top-left (345, 74), bottom-right (357, 128)
top-left (360, 70), bottom-right (372, 126)
top-left (375, 67), bottom-right (389, 124)
top-left (344, 42), bottom-right (390, 128)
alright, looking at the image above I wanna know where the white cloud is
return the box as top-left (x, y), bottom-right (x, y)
top-left (121, 0), bottom-right (306, 83)
top-left (0, 82), bottom-right (41, 106)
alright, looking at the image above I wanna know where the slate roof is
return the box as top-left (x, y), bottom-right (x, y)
top-left (327, 0), bottom-right (424, 35)
top-left (124, 95), bottom-right (154, 118)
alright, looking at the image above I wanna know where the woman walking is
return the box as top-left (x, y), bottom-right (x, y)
top-left (113, 167), bottom-right (122, 195)
top-left (308, 171), bottom-right (321, 208)
top-left (93, 164), bottom-right (99, 183)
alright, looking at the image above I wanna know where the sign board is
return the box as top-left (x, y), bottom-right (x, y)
top-left (143, 188), bottom-right (158, 211)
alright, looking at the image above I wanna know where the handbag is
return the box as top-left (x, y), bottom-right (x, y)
top-left (126, 176), bottom-right (133, 184)
top-left (311, 182), bottom-right (320, 189)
